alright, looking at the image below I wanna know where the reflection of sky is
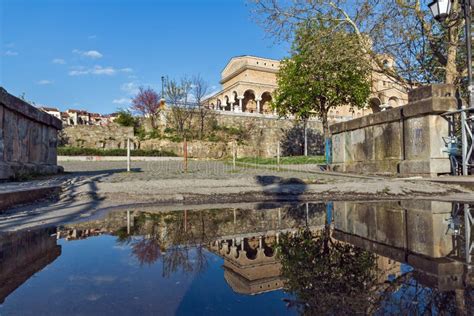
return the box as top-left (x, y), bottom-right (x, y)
top-left (0, 235), bottom-right (294, 315)
top-left (375, 264), bottom-right (448, 316)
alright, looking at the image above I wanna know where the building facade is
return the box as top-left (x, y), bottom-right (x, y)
top-left (205, 55), bottom-right (408, 121)
top-left (39, 107), bottom-right (117, 126)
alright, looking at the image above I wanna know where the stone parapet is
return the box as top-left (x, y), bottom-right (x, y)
top-left (330, 84), bottom-right (457, 176)
top-left (0, 88), bottom-right (63, 180)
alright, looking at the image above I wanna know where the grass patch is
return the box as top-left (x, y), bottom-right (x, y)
top-left (234, 155), bottom-right (326, 165)
top-left (58, 147), bottom-right (177, 157)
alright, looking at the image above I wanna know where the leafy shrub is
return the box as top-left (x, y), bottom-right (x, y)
top-left (58, 147), bottom-right (176, 157)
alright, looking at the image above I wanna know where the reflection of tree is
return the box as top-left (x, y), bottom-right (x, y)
top-left (278, 228), bottom-right (378, 315)
top-left (279, 228), bottom-right (470, 315)
top-left (131, 237), bottom-right (162, 266)
top-left (115, 210), bottom-right (213, 275)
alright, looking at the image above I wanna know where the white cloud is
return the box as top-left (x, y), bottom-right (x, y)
top-left (69, 65), bottom-right (132, 76)
top-left (113, 98), bottom-right (130, 105)
top-left (37, 80), bottom-right (53, 85)
top-left (72, 49), bottom-right (103, 59)
top-left (121, 81), bottom-right (140, 95)
top-left (88, 35), bottom-right (97, 39)
top-left (91, 65), bottom-right (116, 75)
top-left (4, 50), bottom-right (18, 56)
top-left (5, 42), bottom-right (15, 48)
top-left (52, 58), bottom-right (66, 64)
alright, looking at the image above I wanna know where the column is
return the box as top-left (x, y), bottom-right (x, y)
top-left (256, 98), bottom-right (261, 114)
top-left (238, 96), bottom-right (244, 113)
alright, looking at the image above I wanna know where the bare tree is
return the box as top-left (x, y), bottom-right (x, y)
top-left (192, 74), bottom-right (210, 139)
top-left (166, 76), bottom-right (194, 137)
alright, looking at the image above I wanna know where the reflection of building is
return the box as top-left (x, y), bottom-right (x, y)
top-left (210, 236), bottom-right (283, 295)
top-left (0, 228), bottom-right (61, 304)
top-left (205, 55), bottom-right (408, 121)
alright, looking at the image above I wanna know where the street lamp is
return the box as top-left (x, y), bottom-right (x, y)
top-left (160, 76), bottom-right (166, 105)
top-left (430, 0), bottom-right (473, 175)
top-left (428, 0), bottom-right (453, 22)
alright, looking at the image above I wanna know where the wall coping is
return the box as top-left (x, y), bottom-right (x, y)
top-left (330, 84), bottom-right (457, 135)
top-left (0, 87), bottom-right (62, 130)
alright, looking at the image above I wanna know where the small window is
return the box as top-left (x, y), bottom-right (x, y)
top-left (256, 62), bottom-right (259, 64)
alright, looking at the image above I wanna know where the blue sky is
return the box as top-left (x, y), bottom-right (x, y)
top-left (1, 0), bottom-right (287, 114)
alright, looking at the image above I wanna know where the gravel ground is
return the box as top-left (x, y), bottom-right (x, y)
top-left (60, 160), bottom-right (351, 183)
top-left (0, 160), bottom-right (472, 232)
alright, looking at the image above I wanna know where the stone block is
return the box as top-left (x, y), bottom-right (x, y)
top-left (348, 127), bottom-right (374, 162)
top-left (408, 84), bottom-right (456, 103)
top-left (399, 158), bottom-right (451, 176)
top-left (373, 121), bottom-right (402, 161)
top-left (406, 208), bottom-right (453, 258)
top-left (331, 133), bottom-right (345, 164)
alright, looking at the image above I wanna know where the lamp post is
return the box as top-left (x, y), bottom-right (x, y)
top-left (429, 0), bottom-right (473, 175)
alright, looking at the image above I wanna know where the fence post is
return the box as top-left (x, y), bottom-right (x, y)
top-left (277, 142), bottom-right (280, 171)
top-left (127, 138), bottom-right (131, 172)
top-left (184, 137), bottom-right (188, 173)
top-left (232, 141), bottom-right (236, 169)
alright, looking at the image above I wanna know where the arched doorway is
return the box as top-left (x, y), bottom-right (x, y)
top-left (369, 97), bottom-right (382, 113)
top-left (388, 97), bottom-right (399, 108)
top-left (243, 90), bottom-right (256, 113)
top-left (261, 92), bottom-right (272, 114)
top-left (224, 96), bottom-right (231, 111)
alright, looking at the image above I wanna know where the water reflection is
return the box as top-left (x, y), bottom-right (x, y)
top-left (0, 201), bottom-right (472, 315)
top-left (0, 228), bottom-right (61, 304)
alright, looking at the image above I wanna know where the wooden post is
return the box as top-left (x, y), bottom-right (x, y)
top-left (184, 137), bottom-right (188, 173)
top-left (127, 210), bottom-right (131, 235)
top-left (127, 138), bottom-right (131, 172)
top-left (277, 142), bottom-right (280, 171)
top-left (232, 142), bottom-right (236, 169)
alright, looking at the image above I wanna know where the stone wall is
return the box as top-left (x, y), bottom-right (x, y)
top-left (330, 84), bottom-right (457, 176)
top-left (61, 111), bottom-right (323, 159)
top-left (0, 88), bottom-right (62, 180)
top-left (61, 125), bottom-right (134, 149)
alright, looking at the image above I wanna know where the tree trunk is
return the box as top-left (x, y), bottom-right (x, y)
top-left (445, 22), bottom-right (459, 85)
top-left (321, 110), bottom-right (329, 144)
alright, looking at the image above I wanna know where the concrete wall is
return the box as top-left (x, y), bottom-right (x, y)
top-left (0, 88), bottom-right (62, 180)
top-left (330, 85), bottom-right (457, 176)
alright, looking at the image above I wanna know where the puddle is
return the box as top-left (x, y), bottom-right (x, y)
top-left (0, 201), bottom-right (473, 315)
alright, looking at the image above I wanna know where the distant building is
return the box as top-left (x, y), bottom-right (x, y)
top-left (38, 107), bottom-right (117, 126)
top-left (38, 107), bottom-right (61, 120)
top-left (204, 55), bottom-right (409, 121)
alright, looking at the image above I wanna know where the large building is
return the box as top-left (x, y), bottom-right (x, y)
top-left (205, 55), bottom-right (408, 121)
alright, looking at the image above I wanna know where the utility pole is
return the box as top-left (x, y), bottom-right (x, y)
top-left (462, 0), bottom-right (472, 175)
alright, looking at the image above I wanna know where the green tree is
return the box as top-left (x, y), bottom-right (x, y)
top-left (273, 21), bottom-right (371, 143)
top-left (251, 0), bottom-right (465, 88)
top-left (115, 109), bottom-right (138, 127)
